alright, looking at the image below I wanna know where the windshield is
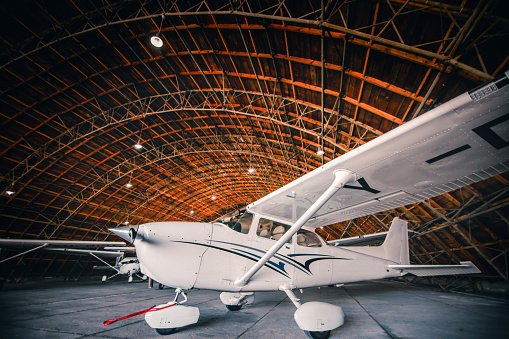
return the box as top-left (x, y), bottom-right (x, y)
top-left (215, 209), bottom-right (252, 234)
top-left (256, 217), bottom-right (292, 242)
top-left (296, 229), bottom-right (322, 247)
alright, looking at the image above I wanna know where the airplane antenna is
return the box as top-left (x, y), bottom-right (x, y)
top-left (150, 14), bottom-right (165, 48)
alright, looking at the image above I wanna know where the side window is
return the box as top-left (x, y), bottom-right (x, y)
top-left (296, 229), bottom-right (322, 247)
top-left (225, 211), bottom-right (252, 234)
top-left (257, 218), bottom-right (291, 242)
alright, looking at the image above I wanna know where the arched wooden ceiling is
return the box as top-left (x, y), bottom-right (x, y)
top-left (0, 0), bottom-right (508, 281)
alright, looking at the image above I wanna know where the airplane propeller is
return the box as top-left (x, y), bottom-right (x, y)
top-left (109, 225), bottom-right (156, 244)
top-left (109, 225), bottom-right (138, 243)
top-left (129, 228), bottom-right (137, 242)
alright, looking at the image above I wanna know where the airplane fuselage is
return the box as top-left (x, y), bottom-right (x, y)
top-left (134, 219), bottom-right (402, 292)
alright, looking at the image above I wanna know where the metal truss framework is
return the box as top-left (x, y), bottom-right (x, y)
top-left (2, 89), bottom-right (383, 189)
top-left (1, 0), bottom-right (506, 80)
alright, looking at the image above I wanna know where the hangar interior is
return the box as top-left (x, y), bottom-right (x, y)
top-left (0, 0), bottom-right (508, 292)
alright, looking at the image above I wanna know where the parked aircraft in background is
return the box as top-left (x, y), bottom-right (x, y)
top-left (92, 247), bottom-right (147, 283)
top-left (0, 238), bottom-right (163, 286)
top-left (106, 72), bottom-right (509, 338)
top-left (0, 238), bottom-right (136, 282)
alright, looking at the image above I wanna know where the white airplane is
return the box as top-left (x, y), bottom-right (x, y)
top-left (92, 249), bottom-right (147, 283)
top-left (107, 72), bottom-right (509, 338)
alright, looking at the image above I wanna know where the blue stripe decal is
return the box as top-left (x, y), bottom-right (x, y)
top-left (235, 249), bottom-right (289, 275)
top-left (212, 240), bottom-right (314, 275)
top-left (175, 241), bottom-right (290, 278)
top-left (174, 240), bottom-right (350, 278)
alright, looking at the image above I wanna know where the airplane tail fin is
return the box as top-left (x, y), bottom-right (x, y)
top-left (380, 218), bottom-right (410, 265)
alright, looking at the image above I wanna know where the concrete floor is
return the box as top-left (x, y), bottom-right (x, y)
top-left (0, 279), bottom-right (508, 338)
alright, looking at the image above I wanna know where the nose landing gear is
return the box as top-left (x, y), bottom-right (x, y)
top-left (145, 288), bottom-right (200, 336)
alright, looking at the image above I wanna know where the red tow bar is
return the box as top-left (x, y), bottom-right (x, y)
top-left (103, 302), bottom-right (176, 326)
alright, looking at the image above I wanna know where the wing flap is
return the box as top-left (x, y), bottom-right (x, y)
top-left (388, 261), bottom-right (480, 276)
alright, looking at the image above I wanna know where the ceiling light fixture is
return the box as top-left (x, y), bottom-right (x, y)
top-left (211, 194), bottom-right (217, 201)
top-left (150, 35), bottom-right (163, 48)
top-left (190, 210), bottom-right (194, 215)
top-left (124, 220), bottom-right (129, 225)
top-left (317, 147), bottom-right (325, 156)
top-left (4, 182), bottom-right (15, 196)
top-left (248, 167), bottom-right (255, 174)
top-left (134, 143), bottom-right (143, 150)
top-left (150, 15), bottom-right (165, 47)
top-left (126, 182), bottom-right (133, 188)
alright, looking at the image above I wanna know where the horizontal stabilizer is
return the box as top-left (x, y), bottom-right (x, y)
top-left (388, 261), bottom-right (480, 276)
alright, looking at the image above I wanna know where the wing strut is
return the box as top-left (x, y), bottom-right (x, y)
top-left (89, 252), bottom-right (121, 274)
top-left (235, 170), bottom-right (357, 287)
top-left (0, 244), bottom-right (48, 264)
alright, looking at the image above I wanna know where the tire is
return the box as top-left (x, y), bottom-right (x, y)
top-left (155, 328), bottom-right (177, 335)
top-left (226, 305), bottom-right (242, 311)
top-left (304, 330), bottom-right (331, 339)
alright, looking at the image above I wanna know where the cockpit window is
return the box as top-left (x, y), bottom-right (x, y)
top-left (296, 229), bottom-right (322, 247)
top-left (257, 218), bottom-right (292, 242)
top-left (123, 258), bottom-right (138, 264)
top-left (217, 210), bottom-right (252, 234)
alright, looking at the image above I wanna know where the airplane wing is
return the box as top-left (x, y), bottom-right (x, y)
top-left (247, 71), bottom-right (509, 228)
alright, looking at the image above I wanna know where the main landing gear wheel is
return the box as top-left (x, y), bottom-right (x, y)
top-left (155, 328), bottom-right (177, 335)
top-left (226, 305), bottom-right (242, 311)
top-left (304, 330), bottom-right (331, 339)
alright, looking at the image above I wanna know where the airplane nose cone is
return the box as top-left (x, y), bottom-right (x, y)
top-left (109, 225), bottom-right (138, 243)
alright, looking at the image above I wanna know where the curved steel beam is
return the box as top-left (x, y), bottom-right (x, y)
top-left (1, 3), bottom-right (495, 80)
